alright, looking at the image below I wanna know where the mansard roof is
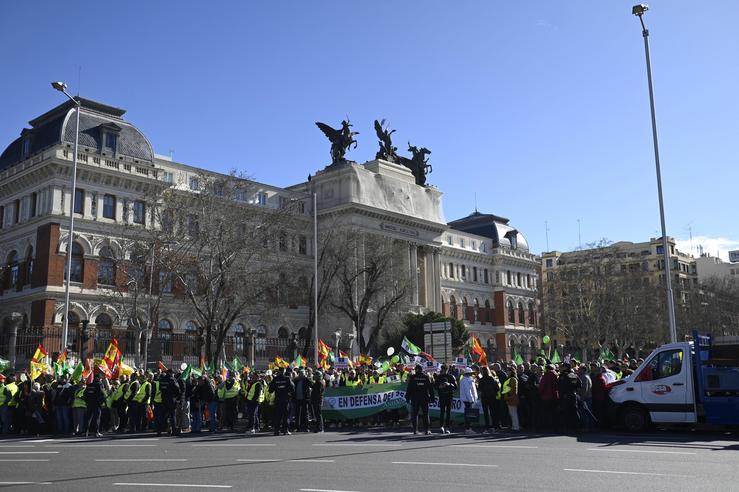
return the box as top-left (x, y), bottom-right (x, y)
top-left (0, 97), bottom-right (154, 171)
top-left (448, 211), bottom-right (530, 252)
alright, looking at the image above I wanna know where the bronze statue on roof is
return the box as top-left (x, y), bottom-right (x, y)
top-left (373, 119), bottom-right (399, 163)
top-left (315, 120), bottom-right (359, 165)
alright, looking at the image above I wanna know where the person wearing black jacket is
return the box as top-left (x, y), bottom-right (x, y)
top-left (243, 372), bottom-right (264, 434)
top-left (478, 367), bottom-right (500, 433)
top-left (155, 371), bottom-right (178, 436)
top-left (293, 369), bottom-right (312, 432)
top-left (53, 376), bottom-right (74, 435)
top-left (268, 368), bottom-right (294, 436)
top-left (405, 365), bottom-right (435, 435)
top-left (434, 364), bottom-right (457, 434)
top-left (310, 371), bottom-right (326, 433)
top-left (83, 375), bottom-right (107, 437)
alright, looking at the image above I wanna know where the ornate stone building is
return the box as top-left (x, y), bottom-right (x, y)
top-left (0, 97), bottom-right (539, 365)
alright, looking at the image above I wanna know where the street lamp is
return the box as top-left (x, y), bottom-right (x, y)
top-left (631, 5), bottom-right (678, 343)
top-left (333, 329), bottom-right (342, 356)
top-left (347, 331), bottom-right (356, 360)
top-left (51, 81), bottom-right (81, 354)
top-left (246, 327), bottom-right (257, 368)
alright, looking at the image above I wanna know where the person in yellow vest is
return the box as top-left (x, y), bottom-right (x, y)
top-left (217, 374), bottom-right (240, 432)
top-left (112, 375), bottom-right (129, 433)
top-left (129, 373), bottom-right (152, 433)
top-left (71, 380), bottom-right (87, 436)
top-left (261, 371), bottom-right (274, 432)
top-left (501, 365), bottom-right (520, 431)
top-left (243, 372), bottom-right (264, 433)
top-left (0, 374), bottom-right (18, 434)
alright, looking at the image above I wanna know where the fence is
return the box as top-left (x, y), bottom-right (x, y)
top-left (0, 325), bottom-right (314, 371)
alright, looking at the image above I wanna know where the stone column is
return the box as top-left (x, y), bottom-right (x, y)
top-left (410, 243), bottom-right (419, 306)
top-left (6, 312), bottom-right (24, 370)
top-left (432, 248), bottom-right (441, 312)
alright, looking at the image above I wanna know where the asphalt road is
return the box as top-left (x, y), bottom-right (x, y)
top-left (0, 428), bottom-right (737, 492)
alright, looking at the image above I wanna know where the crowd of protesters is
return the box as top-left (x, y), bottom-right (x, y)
top-left (0, 355), bottom-right (641, 437)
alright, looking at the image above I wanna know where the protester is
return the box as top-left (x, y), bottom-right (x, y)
top-left (310, 370), bottom-right (325, 433)
top-left (502, 365), bottom-right (520, 432)
top-left (269, 367), bottom-right (294, 436)
top-left (434, 364), bottom-right (456, 434)
top-left (459, 367), bottom-right (478, 434)
top-left (405, 364), bottom-right (435, 435)
top-left (478, 366), bottom-right (499, 433)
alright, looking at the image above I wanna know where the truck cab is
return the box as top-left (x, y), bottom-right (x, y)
top-left (609, 332), bottom-right (739, 431)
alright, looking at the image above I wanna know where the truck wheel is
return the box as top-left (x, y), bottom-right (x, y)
top-left (622, 406), bottom-right (649, 432)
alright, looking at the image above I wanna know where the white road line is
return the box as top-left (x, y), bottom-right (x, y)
top-left (0, 445), bottom-right (36, 448)
top-left (312, 443), bottom-right (402, 447)
top-left (192, 443), bottom-right (276, 447)
top-left (113, 484), bottom-right (232, 489)
top-left (236, 459), bottom-right (281, 462)
top-left (0, 451), bottom-right (58, 454)
top-left (0, 482), bottom-right (52, 485)
top-left (299, 489), bottom-right (361, 492)
top-left (587, 448), bottom-right (696, 455)
top-left (45, 444), bottom-right (157, 447)
top-left (392, 461), bottom-right (497, 468)
top-left (456, 444), bottom-right (539, 449)
top-left (564, 469), bottom-right (693, 478)
top-left (96, 459), bottom-right (188, 462)
top-left (0, 459), bottom-right (51, 462)
top-left (289, 459), bottom-right (336, 463)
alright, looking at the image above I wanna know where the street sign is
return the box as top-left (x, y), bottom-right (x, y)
top-left (423, 321), bottom-right (451, 363)
top-left (729, 250), bottom-right (739, 263)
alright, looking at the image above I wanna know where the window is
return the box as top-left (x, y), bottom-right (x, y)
top-left (460, 238), bottom-right (465, 248)
top-left (518, 302), bottom-right (525, 325)
top-left (279, 196), bottom-right (289, 209)
top-left (450, 296), bottom-right (458, 319)
top-left (481, 243), bottom-right (487, 253)
top-left (133, 201), bottom-right (145, 224)
top-left (471, 240), bottom-right (476, 250)
top-left (213, 182), bottom-right (224, 197)
top-left (506, 270), bottom-right (512, 285)
top-left (30, 192), bottom-right (37, 218)
top-left (461, 265), bottom-right (466, 278)
top-left (473, 266), bottom-right (478, 282)
top-left (65, 243), bottom-right (84, 283)
top-left (22, 137), bottom-right (31, 159)
top-left (6, 251), bottom-right (19, 288)
top-left (656, 245), bottom-right (664, 254)
top-left (507, 300), bottom-right (515, 323)
top-left (448, 262), bottom-right (454, 278)
top-left (447, 235), bottom-right (452, 246)
top-left (636, 349), bottom-right (683, 382)
top-left (74, 189), bottom-right (84, 214)
top-left (257, 192), bottom-right (267, 206)
top-left (163, 171), bottom-right (173, 184)
top-left (0, 206), bottom-right (4, 228)
top-left (97, 247), bottom-right (116, 286)
top-left (298, 235), bottom-right (307, 255)
top-left (158, 319), bottom-right (173, 356)
top-left (235, 189), bottom-right (246, 202)
top-left (186, 215), bottom-right (199, 236)
top-left (517, 272), bottom-right (522, 286)
top-left (528, 302), bottom-right (535, 328)
top-left (103, 194), bottom-right (116, 219)
top-left (483, 268), bottom-right (489, 284)
top-left (278, 327), bottom-right (289, 339)
top-left (105, 133), bottom-right (117, 152)
top-left (25, 247), bottom-right (33, 284)
top-left (160, 272), bottom-right (173, 293)
top-left (232, 323), bottom-right (246, 354)
top-left (545, 259), bottom-right (553, 268)
top-left (526, 274), bottom-right (531, 288)
top-left (279, 232), bottom-right (287, 252)
top-left (189, 177), bottom-right (200, 191)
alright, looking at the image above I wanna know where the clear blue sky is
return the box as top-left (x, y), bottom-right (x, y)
top-left (1, 1), bottom-right (737, 259)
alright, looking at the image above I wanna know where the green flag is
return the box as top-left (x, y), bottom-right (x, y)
top-left (514, 353), bottom-right (524, 365)
top-left (191, 366), bottom-right (203, 378)
top-left (551, 349), bottom-right (561, 364)
top-left (70, 362), bottom-right (84, 383)
top-left (401, 337), bottom-right (421, 356)
top-left (181, 363), bottom-right (192, 380)
top-left (231, 357), bottom-right (244, 372)
top-left (0, 357), bottom-right (10, 373)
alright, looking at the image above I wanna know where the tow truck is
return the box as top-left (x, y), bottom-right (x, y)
top-left (609, 331), bottom-right (739, 431)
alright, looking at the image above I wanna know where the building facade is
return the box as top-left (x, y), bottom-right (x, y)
top-left (0, 97), bottom-right (539, 366)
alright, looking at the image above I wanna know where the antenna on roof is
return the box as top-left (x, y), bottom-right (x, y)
top-left (474, 192), bottom-right (478, 213)
top-left (545, 220), bottom-right (550, 252)
top-left (77, 66), bottom-right (82, 97)
top-left (169, 148), bottom-right (175, 160)
top-left (577, 218), bottom-right (582, 250)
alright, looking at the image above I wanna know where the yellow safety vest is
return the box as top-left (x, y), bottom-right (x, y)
top-left (0, 383), bottom-right (6, 406)
top-left (218, 381), bottom-right (240, 400)
top-left (5, 382), bottom-right (18, 407)
top-left (133, 381), bottom-right (151, 404)
top-left (72, 387), bottom-right (87, 409)
top-left (153, 381), bottom-right (162, 404)
top-left (246, 382), bottom-right (264, 403)
top-left (112, 383), bottom-right (126, 402)
top-left (124, 382), bottom-right (135, 400)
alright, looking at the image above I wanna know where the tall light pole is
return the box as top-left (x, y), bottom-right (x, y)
top-left (51, 81), bottom-right (81, 354)
top-left (632, 5), bottom-right (678, 343)
top-left (313, 192), bottom-right (319, 367)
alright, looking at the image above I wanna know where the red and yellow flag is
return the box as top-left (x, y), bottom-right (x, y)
top-left (31, 344), bottom-right (48, 363)
top-left (103, 339), bottom-right (122, 377)
top-left (57, 351), bottom-right (67, 364)
top-left (470, 336), bottom-right (488, 367)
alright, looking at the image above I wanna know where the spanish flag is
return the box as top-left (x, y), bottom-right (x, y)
top-left (470, 335), bottom-right (488, 367)
top-left (31, 344), bottom-right (48, 363)
top-left (104, 339), bottom-right (122, 377)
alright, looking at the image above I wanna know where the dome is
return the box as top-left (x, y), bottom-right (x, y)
top-left (0, 97), bottom-right (154, 172)
top-left (447, 211), bottom-right (530, 252)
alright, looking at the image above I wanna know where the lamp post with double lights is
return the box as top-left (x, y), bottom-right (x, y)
top-left (333, 329), bottom-right (342, 356)
top-left (631, 5), bottom-right (678, 343)
top-left (51, 81), bottom-right (81, 354)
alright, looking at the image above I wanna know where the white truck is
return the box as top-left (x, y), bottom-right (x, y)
top-left (609, 331), bottom-right (739, 431)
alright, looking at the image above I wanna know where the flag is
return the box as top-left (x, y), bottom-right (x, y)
top-left (118, 362), bottom-right (135, 377)
top-left (470, 336), bottom-right (488, 366)
top-left (0, 357), bottom-right (9, 372)
top-left (318, 339), bottom-right (331, 361)
top-left (70, 362), bottom-right (84, 383)
top-left (94, 358), bottom-right (113, 379)
top-left (30, 361), bottom-right (49, 380)
top-left (220, 366), bottom-right (228, 380)
top-left (551, 349), bottom-right (561, 364)
top-left (338, 351), bottom-right (354, 368)
top-left (231, 357), bottom-right (244, 373)
top-left (357, 354), bottom-right (373, 366)
top-left (31, 344), bottom-right (47, 363)
top-left (181, 363), bottom-right (192, 380)
top-left (158, 361), bottom-right (168, 372)
top-left (57, 351), bottom-right (67, 364)
top-left (419, 351), bottom-right (435, 362)
top-left (191, 366), bottom-right (203, 378)
top-left (293, 354), bottom-right (306, 368)
top-left (274, 356), bottom-right (289, 369)
top-left (514, 352), bottom-right (524, 365)
top-left (103, 339), bottom-right (122, 376)
top-left (401, 337), bottom-right (421, 356)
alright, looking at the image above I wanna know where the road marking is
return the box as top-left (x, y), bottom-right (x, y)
top-left (0, 482), bottom-right (52, 485)
top-left (0, 445), bottom-right (36, 448)
top-left (96, 459), bottom-right (189, 462)
top-left (0, 451), bottom-right (58, 454)
top-left (456, 444), bottom-right (539, 449)
top-left (564, 469), bottom-right (693, 478)
top-left (113, 483), bottom-right (232, 489)
top-left (46, 444), bottom-right (157, 447)
top-left (312, 443), bottom-right (402, 447)
top-left (392, 461), bottom-right (497, 468)
top-left (21, 439), bottom-right (56, 443)
top-left (289, 459), bottom-right (336, 463)
top-left (0, 459), bottom-right (51, 462)
top-left (299, 489), bottom-right (361, 492)
top-left (587, 448), bottom-right (696, 455)
top-left (236, 459), bottom-right (281, 462)
top-left (192, 443), bottom-right (276, 447)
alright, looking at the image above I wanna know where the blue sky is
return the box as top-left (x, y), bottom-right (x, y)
top-left (1, 1), bottom-right (736, 259)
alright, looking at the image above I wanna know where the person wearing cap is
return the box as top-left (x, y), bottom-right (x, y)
top-left (405, 365), bottom-right (435, 435)
top-left (459, 367), bottom-right (478, 434)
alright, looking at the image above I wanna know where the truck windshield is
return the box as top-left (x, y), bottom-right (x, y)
top-left (636, 349), bottom-right (683, 382)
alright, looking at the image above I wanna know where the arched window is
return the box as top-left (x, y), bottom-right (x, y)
top-left (278, 327), bottom-right (289, 339)
top-left (256, 325), bottom-right (267, 354)
top-left (65, 243), bottom-right (84, 283)
top-left (450, 295), bottom-right (458, 319)
top-left (473, 299), bottom-right (479, 323)
top-left (6, 251), bottom-right (19, 288)
top-left (158, 319), bottom-right (173, 357)
top-left (67, 311), bottom-right (80, 353)
top-left (484, 299), bottom-right (491, 323)
top-left (95, 312), bottom-right (113, 328)
top-left (97, 247), bottom-right (116, 286)
top-left (185, 320), bottom-right (198, 356)
top-left (507, 300), bottom-right (515, 324)
top-left (297, 327), bottom-right (307, 340)
top-left (233, 323), bottom-right (245, 354)
top-left (25, 247), bottom-right (33, 285)
top-left (462, 297), bottom-right (469, 322)
top-left (94, 313), bottom-right (113, 354)
top-left (528, 302), bottom-right (536, 328)
top-left (518, 302), bottom-right (525, 326)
